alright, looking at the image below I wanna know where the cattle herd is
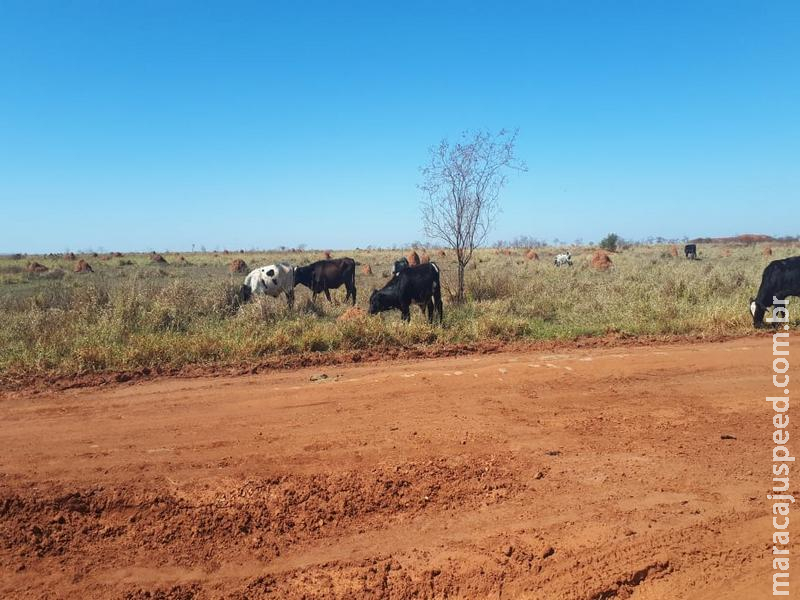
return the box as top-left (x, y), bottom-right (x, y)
top-left (240, 256), bottom-right (443, 322)
top-left (239, 247), bottom-right (800, 328)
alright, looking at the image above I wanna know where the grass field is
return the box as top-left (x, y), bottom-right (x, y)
top-left (0, 243), bottom-right (796, 381)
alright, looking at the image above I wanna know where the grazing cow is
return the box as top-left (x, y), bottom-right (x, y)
top-left (684, 244), bottom-right (697, 259)
top-left (294, 258), bottom-right (357, 305)
top-left (750, 256), bottom-right (800, 328)
top-left (554, 252), bottom-right (572, 267)
top-left (369, 262), bottom-right (443, 323)
top-left (240, 264), bottom-right (295, 308)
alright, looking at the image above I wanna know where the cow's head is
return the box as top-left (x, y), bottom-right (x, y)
top-left (392, 257), bottom-right (409, 277)
top-left (368, 288), bottom-right (393, 315)
top-left (750, 296), bottom-right (767, 328)
top-left (238, 284), bottom-right (252, 304)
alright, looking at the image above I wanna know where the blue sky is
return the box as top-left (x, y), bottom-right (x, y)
top-left (1, 1), bottom-right (798, 252)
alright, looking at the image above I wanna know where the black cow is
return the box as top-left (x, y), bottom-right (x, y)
top-left (294, 258), bottom-right (357, 305)
top-left (684, 244), bottom-right (697, 259)
top-left (392, 257), bottom-right (410, 277)
top-left (369, 262), bottom-right (443, 323)
top-left (750, 256), bottom-right (800, 328)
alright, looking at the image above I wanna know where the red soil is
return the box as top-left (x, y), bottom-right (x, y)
top-left (591, 250), bottom-right (613, 270)
top-left (0, 337), bottom-right (777, 599)
top-left (73, 259), bottom-right (93, 273)
top-left (25, 262), bottom-right (49, 273)
top-left (229, 259), bottom-right (249, 273)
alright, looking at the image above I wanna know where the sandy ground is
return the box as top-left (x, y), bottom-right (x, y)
top-left (0, 337), bottom-right (790, 599)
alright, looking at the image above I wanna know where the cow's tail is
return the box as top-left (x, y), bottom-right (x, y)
top-left (238, 273), bottom-right (253, 304)
top-left (431, 262), bottom-right (444, 323)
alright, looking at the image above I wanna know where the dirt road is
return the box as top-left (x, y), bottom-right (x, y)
top-left (0, 337), bottom-right (788, 599)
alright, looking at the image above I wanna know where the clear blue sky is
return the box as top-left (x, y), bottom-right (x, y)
top-left (1, 1), bottom-right (798, 253)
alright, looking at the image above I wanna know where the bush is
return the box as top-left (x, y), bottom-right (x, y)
top-left (599, 233), bottom-right (621, 252)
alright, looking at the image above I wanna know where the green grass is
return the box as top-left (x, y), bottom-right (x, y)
top-left (0, 243), bottom-right (796, 379)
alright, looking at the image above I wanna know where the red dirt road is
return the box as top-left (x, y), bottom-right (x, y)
top-left (0, 337), bottom-right (790, 599)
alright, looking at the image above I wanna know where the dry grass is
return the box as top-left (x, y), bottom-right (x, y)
top-left (0, 244), bottom-right (796, 378)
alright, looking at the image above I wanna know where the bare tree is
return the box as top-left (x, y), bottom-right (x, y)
top-left (419, 129), bottom-right (526, 302)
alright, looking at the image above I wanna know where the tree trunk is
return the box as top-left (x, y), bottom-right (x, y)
top-left (457, 260), bottom-right (466, 303)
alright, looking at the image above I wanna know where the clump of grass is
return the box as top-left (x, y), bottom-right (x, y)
top-left (466, 270), bottom-right (517, 302)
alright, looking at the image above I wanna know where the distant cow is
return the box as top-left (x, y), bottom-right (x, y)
top-left (294, 258), bottom-right (357, 305)
top-left (240, 264), bottom-right (295, 308)
top-left (684, 244), bottom-right (697, 259)
top-left (392, 257), bottom-right (410, 277)
top-left (554, 253), bottom-right (572, 267)
top-left (369, 262), bottom-right (443, 323)
top-left (750, 256), bottom-right (800, 328)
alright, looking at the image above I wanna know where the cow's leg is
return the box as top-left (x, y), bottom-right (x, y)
top-left (401, 303), bottom-right (411, 322)
top-left (286, 289), bottom-right (295, 310)
top-left (349, 283), bottom-right (356, 306)
top-left (426, 299), bottom-right (434, 323)
top-left (433, 285), bottom-right (444, 323)
top-left (324, 288), bottom-right (332, 303)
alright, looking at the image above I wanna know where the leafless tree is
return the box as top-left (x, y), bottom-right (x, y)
top-left (419, 129), bottom-right (526, 302)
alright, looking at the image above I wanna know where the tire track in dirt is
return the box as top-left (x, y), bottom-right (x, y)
top-left (0, 337), bottom-right (787, 598)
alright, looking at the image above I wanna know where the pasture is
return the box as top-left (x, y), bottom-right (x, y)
top-left (1, 242), bottom-right (795, 382)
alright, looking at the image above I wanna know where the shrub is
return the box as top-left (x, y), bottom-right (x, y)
top-left (599, 233), bottom-right (621, 252)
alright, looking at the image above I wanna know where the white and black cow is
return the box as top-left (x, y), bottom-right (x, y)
top-left (684, 244), bottom-right (698, 260)
top-left (240, 264), bottom-right (295, 308)
top-left (369, 262), bottom-right (443, 323)
top-left (750, 255), bottom-right (800, 328)
top-left (554, 252), bottom-right (572, 267)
